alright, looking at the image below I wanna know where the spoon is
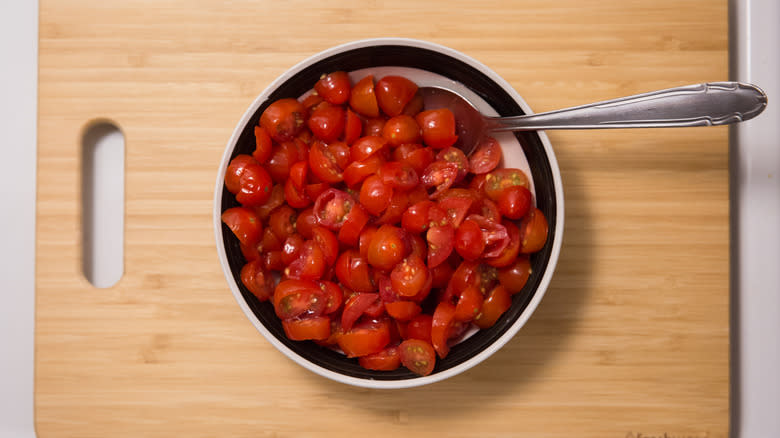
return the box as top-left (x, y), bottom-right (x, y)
top-left (419, 82), bottom-right (768, 155)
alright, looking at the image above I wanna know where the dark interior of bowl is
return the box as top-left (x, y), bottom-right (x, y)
top-left (220, 44), bottom-right (558, 381)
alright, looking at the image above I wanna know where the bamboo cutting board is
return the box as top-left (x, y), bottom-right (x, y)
top-left (36, 1), bottom-right (730, 437)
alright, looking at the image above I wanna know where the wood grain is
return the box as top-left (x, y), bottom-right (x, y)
top-left (36, 1), bottom-right (729, 437)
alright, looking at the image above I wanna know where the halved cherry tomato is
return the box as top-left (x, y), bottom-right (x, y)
top-left (351, 135), bottom-right (387, 162)
top-left (308, 102), bottom-right (345, 142)
top-left (382, 114), bottom-right (421, 146)
top-left (454, 218), bottom-right (485, 261)
top-left (469, 136), bottom-right (502, 174)
top-left (379, 161), bottom-right (419, 191)
top-left (314, 71), bottom-right (351, 105)
top-left (335, 249), bottom-right (374, 293)
top-left (474, 284), bottom-right (512, 329)
top-left (358, 225), bottom-right (378, 259)
top-left (466, 214), bottom-right (509, 258)
top-left (343, 154), bottom-right (384, 187)
top-left (374, 190), bottom-right (409, 226)
top-left (358, 345), bottom-right (401, 371)
top-left (498, 185), bottom-right (532, 220)
top-left (337, 202), bottom-right (370, 246)
top-left (405, 314), bottom-right (433, 343)
top-left (269, 205), bottom-right (297, 239)
top-left (253, 184), bottom-right (285, 220)
top-left (301, 93), bottom-right (323, 111)
top-left (407, 233), bottom-right (427, 260)
top-left (282, 316), bottom-right (331, 341)
top-left (498, 256), bottom-right (532, 294)
top-left (390, 254), bottom-right (429, 297)
top-left (402, 200), bottom-right (433, 234)
top-left (402, 93), bottom-right (424, 117)
top-left (294, 207), bottom-right (317, 239)
top-left (311, 225), bottom-right (339, 267)
top-left (273, 279), bottom-right (326, 320)
top-left (343, 108), bottom-right (362, 145)
top-left (519, 207), bottom-right (549, 254)
top-left (225, 154), bottom-right (258, 195)
top-left (240, 259), bottom-right (274, 301)
top-left (431, 300), bottom-right (456, 359)
top-left (349, 75), bottom-right (379, 118)
top-left (253, 126), bottom-right (273, 164)
top-left (262, 250), bottom-right (284, 271)
top-left (430, 262), bottom-right (454, 289)
top-left (359, 174), bottom-right (393, 216)
top-left (403, 147), bottom-right (435, 176)
top-left (289, 161), bottom-right (308, 190)
top-left (309, 140), bottom-right (344, 184)
top-left (338, 318), bottom-right (391, 358)
top-left (426, 224), bottom-right (454, 269)
top-left (454, 285), bottom-right (483, 322)
top-left (267, 141), bottom-right (298, 183)
top-left (385, 300), bottom-right (422, 321)
top-left (286, 240), bottom-right (326, 280)
top-left (240, 241), bottom-right (261, 261)
top-left (342, 292), bottom-right (381, 331)
top-left (236, 163), bottom-right (273, 206)
top-left (421, 161), bottom-right (458, 199)
top-left (399, 339), bottom-right (436, 376)
top-left (436, 147), bottom-right (469, 182)
top-left (415, 109), bottom-right (458, 149)
top-left (313, 189), bottom-right (355, 231)
top-left (367, 225), bottom-right (408, 272)
top-left (471, 198), bottom-right (501, 222)
top-left (221, 207), bottom-right (262, 246)
top-left (484, 168), bottom-right (531, 201)
top-left (364, 117), bottom-right (386, 137)
top-left (284, 177), bottom-right (310, 208)
top-left (376, 75), bottom-right (419, 117)
top-left (485, 220), bottom-right (520, 268)
top-left (305, 182), bottom-right (330, 201)
top-left (318, 280), bottom-right (344, 314)
top-left (438, 196), bottom-right (472, 228)
top-left (260, 98), bottom-right (306, 142)
top-left (281, 234), bottom-right (305, 265)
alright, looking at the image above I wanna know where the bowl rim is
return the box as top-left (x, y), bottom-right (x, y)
top-left (213, 37), bottom-right (565, 389)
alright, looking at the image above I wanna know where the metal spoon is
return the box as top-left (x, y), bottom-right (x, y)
top-left (420, 82), bottom-right (768, 155)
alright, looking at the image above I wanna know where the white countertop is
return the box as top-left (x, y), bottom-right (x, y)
top-left (1, 1), bottom-right (777, 436)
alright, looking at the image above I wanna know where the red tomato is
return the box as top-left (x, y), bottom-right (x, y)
top-left (454, 219), bottom-right (485, 261)
top-left (426, 224), bottom-right (455, 269)
top-left (311, 225), bottom-right (339, 266)
top-left (350, 135), bottom-right (387, 162)
top-left (341, 292), bottom-right (381, 331)
top-left (225, 154), bottom-right (257, 195)
top-left (390, 254), bottom-right (429, 297)
top-left (358, 346), bottom-right (401, 371)
top-left (286, 240), bottom-right (326, 280)
top-left (469, 136), bottom-right (502, 174)
top-left (253, 126), bottom-right (273, 164)
top-left (367, 225), bottom-right (408, 272)
top-left (240, 241), bottom-right (261, 262)
top-left (240, 259), bottom-right (274, 301)
top-left (282, 316), bottom-right (331, 341)
top-left (337, 202), bottom-right (370, 247)
top-left (284, 178), bottom-right (310, 209)
top-left (349, 75), bottom-right (379, 118)
top-left (363, 117), bottom-right (386, 137)
top-left (359, 174), bottom-right (393, 216)
top-left (431, 300), bottom-right (456, 360)
top-left (374, 190), bottom-right (409, 226)
top-left (421, 161), bottom-right (458, 199)
top-left (343, 109), bottom-right (362, 145)
top-left (260, 98), bottom-right (306, 142)
top-left (484, 168), bottom-right (530, 201)
top-left (407, 233), bottom-right (427, 260)
top-left (471, 198), bottom-right (501, 222)
top-left (261, 227), bottom-right (283, 251)
top-left (484, 220), bottom-right (520, 268)
top-left (318, 280), bottom-right (344, 314)
top-left (307, 102), bottom-right (345, 142)
top-left (253, 184), bottom-right (285, 220)
top-left (301, 93), bottom-right (323, 111)
top-left (236, 163), bottom-right (273, 206)
top-left (335, 249), bottom-right (374, 293)
top-left (466, 214), bottom-right (509, 258)
top-left (402, 200), bottom-right (433, 234)
top-left (430, 262), bottom-right (454, 289)
top-left (454, 285), bottom-right (483, 322)
top-left (376, 76), bottom-right (419, 117)
top-left (305, 182), bottom-right (330, 201)
top-left (379, 161), bottom-right (419, 192)
top-left (415, 109), bottom-right (458, 149)
top-left (519, 207), bottom-right (549, 254)
top-left (405, 314), bottom-right (433, 343)
top-left (262, 250), bottom-right (284, 271)
top-left (498, 185), bottom-right (532, 220)
top-left (273, 279), bottom-right (326, 320)
top-left (382, 114), bottom-right (421, 146)
top-left (498, 256), bottom-right (531, 294)
top-left (337, 318), bottom-right (391, 358)
top-left (358, 225), bottom-right (378, 259)
top-left (438, 196), bottom-right (472, 228)
top-left (436, 147), bottom-right (469, 182)
top-left (294, 207), bottom-right (317, 239)
top-left (288, 161), bottom-right (308, 190)
top-left (268, 205), bottom-right (297, 239)
top-left (343, 154), bottom-right (384, 187)
top-left (402, 93), bottom-right (424, 117)
top-left (385, 301), bottom-right (422, 321)
top-left (474, 284), bottom-right (512, 329)
top-left (403, 147), bottom-right (435, 176)
top-left (314, 71), bottom-right (351, 105)
top-left (308, 140), bottom-right (344, 184)
top-left (281, 234), bottom-right (305, 266)
top-left (313, 189), bottom-right (355, 231)
top-left (221, 207), bottom-right (262, 246)
top-left (399, 339), bottom-right (436, 376)
top-left (267, 141), bottom-right (298, 183)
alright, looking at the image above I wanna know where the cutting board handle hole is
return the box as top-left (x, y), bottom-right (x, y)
top-left (81, 120), bottom-right (125, 288)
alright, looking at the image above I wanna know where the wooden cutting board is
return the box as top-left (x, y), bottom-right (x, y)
top-left (36, 1), bottom-right (729, 437)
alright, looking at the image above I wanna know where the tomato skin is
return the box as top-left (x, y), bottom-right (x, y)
top-left (379, 161), bottom-right (419, 192)
top-left (318, 280), bottom-right (344, 314)
top-left (222, 207), bottom-right (262, 246)
top-left (262, 250), bottom-right (284, 271)
top-left (314, 71), bottom-right (351, 105)
top-left (284, 178), bottom-right (311, 209)
top-left (342, 292), bottom-right (381, 331)
top-left (469, 136), bottom-right (502, 174)
top-left (374, 190), bottom-right (409, 226)
top-left (426, 224), bottom-right (455, 269)
top-left (415, 109), bottom-right (458, 149)
top-left (367, 225), bottom-right (408, 272)
top-left (294, 207), bottom-right (317, 239)
top-left (407, 233), bottom-right (427, 260)
top-left (266, 141), bottom-right (297, 183)
top-left (431, 301), bottom-right (456, 359)
top-left (403, 147), bottom-right (435, 177)
top-left (240, 259), bottom-right (273, 301)
top-left (236, 163), bottom-right (273, 206)
top-left (402, 200), bottom-right (433, 234)
top-left (358, 225), bottom-right (378, 259)
top-left (421, 161), bottom-right (459, 199)
top-left (376, 75), bottom-right (419, 117)
top-left (343, 154), bottom-right (384, 187)
top-left (358, 346), bottom-right (401, 371)
top-left (349, 75), bottom-right (380, 118)
top-left (269, 205), bottom-right (297, 240)
top-left (260, 98), bottom-right (307, 142)
top-left (475, 284), bottom-right (512, 329)
top-left (343, 109), bottom-right (362, 145)
top-left (402, 93), bottom-right (424, 117)
top-left (335, 250), bottom-right (374, 293)
top-left (430, 261), bottom-right (454, 288)
top-left (359, 174), bottom-right (393, 216)
top-left (253, 126), bottom-right (273, 164)
top-left (308, 102), bottom-right (346, 142)
top-left (382, 114), bottom-right (421, 146)
top-left (286, 240), bottom-right (326, 280)
top-left (519, 207), bottom-right (549, 254)
top-left (385, 300), bottom-right (422, 321)
top-left (390, 254), bottom-right (429, 298)
top-left (454, 219), bottom-right (485, 261)
top-left (363, 118), bottom-right (386, 137)
top-left (351, 135), bottom-right (387, 162)
top-left (484, 168), bottom-right (530, 201)
top-left (405, 314), bottom-right (433, 343)
top-left (484, 219), bottom-right (521, 268)
top-left (281, 234), bottom-right (305, 266)
top-left (337, 202), bottom-right (370, 247)
top-left (311, 225), bottom-right (339, 267)
top-left (240, 241), bottom-right (261, 261)
top-left (399, 339), bottom-right (436, 376)
top-left (466, 214), bottom-right (510, 258)
top-left (337, 319), bottom-right (391, 358)
top-left (308, 140), bottom-right (344, 184)
top-left (498, 185), bottom-right (532, 220)
top-left (282, 316), bottom-right (332, 341)
top-left (305, 182), bottom-right (329, 201)
top-left (253, 184), bottom-right (285, 220)
top-left (498, 256), bottom-right (532, 294)
top-left (454, 285), bottom-right (483, 322)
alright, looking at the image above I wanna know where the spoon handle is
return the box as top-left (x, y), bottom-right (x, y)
top-left (488, 82), bottom-right (768, 130)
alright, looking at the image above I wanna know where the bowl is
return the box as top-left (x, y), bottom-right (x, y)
top-left (214, 38), bottom-right (564, 388)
